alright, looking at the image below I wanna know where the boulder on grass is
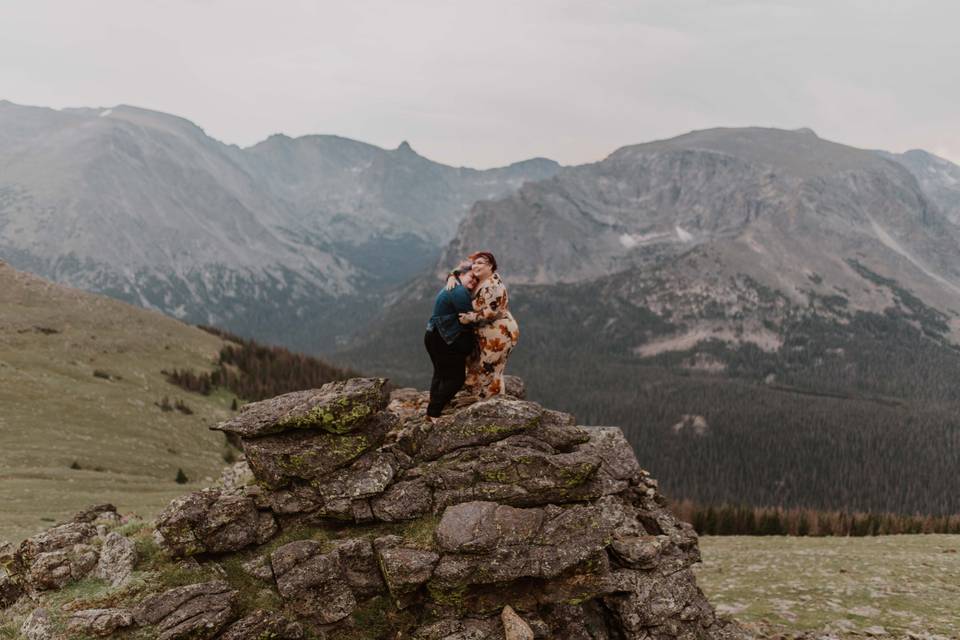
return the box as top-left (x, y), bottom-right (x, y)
top-left (94, 531), bottom-right (136, 586)
top-left (13, 522), bottom-right (99, 591)
top-left (155, 489), bottom-right (277, 557)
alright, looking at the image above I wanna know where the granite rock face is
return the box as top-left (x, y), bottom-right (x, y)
top-left (0, 377), bottom-right (742, 640)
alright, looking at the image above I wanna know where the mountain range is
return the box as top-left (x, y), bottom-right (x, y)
top-left (4, 100), bottom-right (960, 514)
top-left (343, 127), bottom-right (960, 515)
top-left (0, 100), bottom-right (559, 351)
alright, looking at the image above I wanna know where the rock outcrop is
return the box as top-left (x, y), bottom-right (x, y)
top-left (0, 376), bottom-right (742, 639)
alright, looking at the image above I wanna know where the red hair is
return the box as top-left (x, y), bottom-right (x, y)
top-left (468, 251), bottom-right (498, 272)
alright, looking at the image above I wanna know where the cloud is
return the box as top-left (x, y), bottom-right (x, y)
top-left (0, 0), bottom-right (957, 168)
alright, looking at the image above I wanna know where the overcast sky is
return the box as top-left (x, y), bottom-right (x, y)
top-left (1, 0), bottom-right (957, 168)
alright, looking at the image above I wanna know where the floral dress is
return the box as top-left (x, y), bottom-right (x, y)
top-left (461, 272), bottom-right (519, 398)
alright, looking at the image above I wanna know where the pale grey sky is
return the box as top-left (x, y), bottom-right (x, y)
top-left (1, 0), bottom-right (957, 168)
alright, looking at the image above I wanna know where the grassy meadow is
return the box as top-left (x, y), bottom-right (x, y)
top-left (696, 534), bottom-right (960, 638)
top-left (0, 262), bottom-right (235, 543)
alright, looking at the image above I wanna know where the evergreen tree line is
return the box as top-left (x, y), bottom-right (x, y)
top-left (497, 278), bottom-right (960, 517)
top-left (218, 267), bottom-right (960, 518)
top-left (671, 499), bottom-right (960, 536)
top-left (164, 326), bottom-right (359, 402)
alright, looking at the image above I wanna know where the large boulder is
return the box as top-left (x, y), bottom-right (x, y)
top-left (213, 377), bottom-right (389, 438)
top-left (155, 489), bottom-right (277, 557)
top-left (13, 522), bottom-right (99, 591)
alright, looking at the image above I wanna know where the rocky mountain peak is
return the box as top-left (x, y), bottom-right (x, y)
top-left (0, 100), bottom-right (562, 352)
top-left (612, 126), bottom-right (894, 180)
top-left (0, 376), bottom-right (740, 639)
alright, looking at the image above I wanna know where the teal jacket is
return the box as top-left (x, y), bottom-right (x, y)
top-left (426, 284), bottom-right (475, 345)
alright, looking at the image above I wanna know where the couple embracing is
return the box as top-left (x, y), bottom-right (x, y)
top-left (423, 251), bottom-right (519, 422)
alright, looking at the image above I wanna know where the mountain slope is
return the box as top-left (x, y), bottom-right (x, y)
top-left (881, 148), bottom-right (960, 224)
top-left (443, 128), bottom-right (960, 312)
top-left (0, 100), bottom-right (560, 351)
top-left (0, 260), bottom-right (238, 543)
top-left (342, 127), bottom-right (960, 515)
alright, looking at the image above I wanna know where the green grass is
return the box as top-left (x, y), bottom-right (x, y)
top-left (0, 266), bottom-right (234, 543)
top-left (218, 555), bottom-right (283, 614)
top-left (695, 534), bottom-right (960, 637)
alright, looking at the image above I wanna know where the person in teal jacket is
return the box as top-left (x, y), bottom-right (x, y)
top-left (424, 269), bottom-right (477, 420)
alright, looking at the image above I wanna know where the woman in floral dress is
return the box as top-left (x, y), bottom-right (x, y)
top-left (455, 251), bottom-right (519, 398)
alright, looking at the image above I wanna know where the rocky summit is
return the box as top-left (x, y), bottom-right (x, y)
top-left (0, 377), bottom-right (741, 639)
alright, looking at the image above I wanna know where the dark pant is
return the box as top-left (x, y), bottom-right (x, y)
top-left (424, 329), bottom-right (474, 417)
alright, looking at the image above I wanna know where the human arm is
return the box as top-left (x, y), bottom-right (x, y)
top-left (458, 279), bottom-right (505, 325)
top-left (444, 260), bottom-right (473, 291)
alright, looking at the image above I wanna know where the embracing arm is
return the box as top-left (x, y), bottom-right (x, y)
top-left (459, 280), bottom-right (505, 324)
top-left (444, 260), bottom-right (473, 291)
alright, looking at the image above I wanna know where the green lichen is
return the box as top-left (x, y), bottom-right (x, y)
top-left (153, 520), bottom-right (204, 558)
top-left (279, 452), bottom-right (313, 474)
top-left (326, 433), bottom-right (371, 460)
top-left (278, 433), bottom-right (371, 478)
top-left (560, 462), bottom-right (598, 488)
top-left (479, 467), bottom-right (513, 484)
top-left (279, 396), bottom-right (376, 434)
